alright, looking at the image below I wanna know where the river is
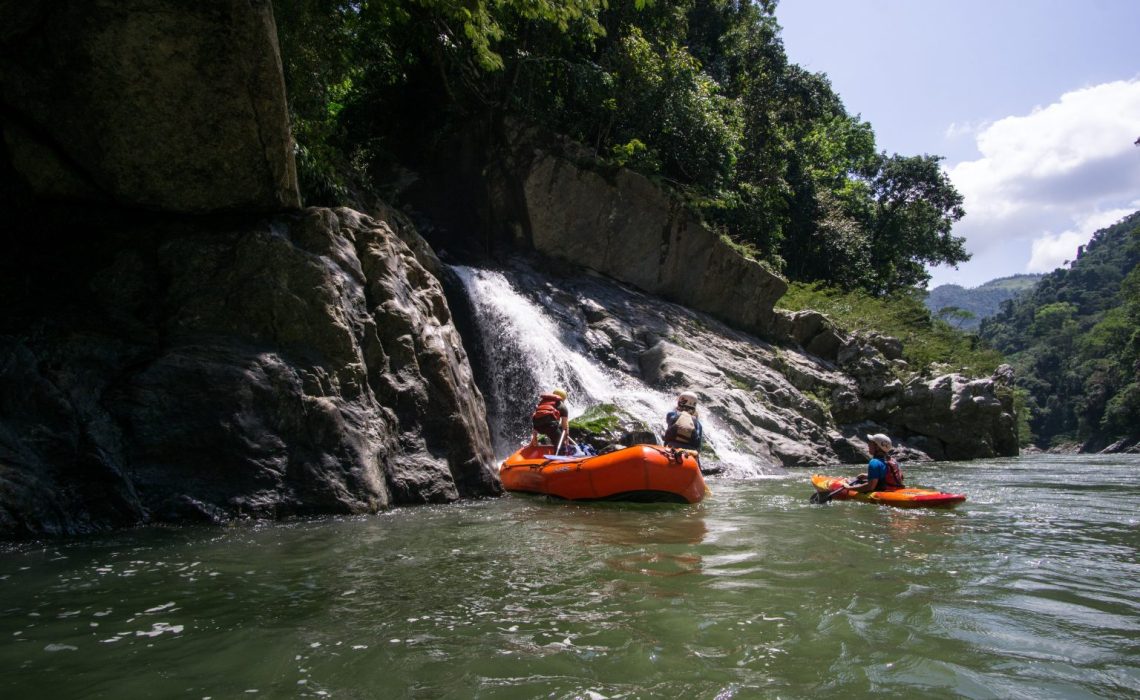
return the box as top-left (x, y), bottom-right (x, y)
top-left (2, 454), bottom-right (1137, 699)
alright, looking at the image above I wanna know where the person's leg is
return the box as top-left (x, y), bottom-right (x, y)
top-left (542, 425), bottom-right (561, 448)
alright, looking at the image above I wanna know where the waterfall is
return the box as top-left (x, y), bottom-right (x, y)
top-left (452, 264), bottom-right (763, 476)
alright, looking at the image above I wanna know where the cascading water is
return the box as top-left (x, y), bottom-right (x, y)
top-left (452, 264), bottom-right (762, 475)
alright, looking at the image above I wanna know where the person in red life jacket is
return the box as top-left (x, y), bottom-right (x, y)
top-left (663, 391), bottom-right (703, 452)
top-left (847, 433), bottom-right (905, 493)
top-left (529, 388), bottom-right (570, 453)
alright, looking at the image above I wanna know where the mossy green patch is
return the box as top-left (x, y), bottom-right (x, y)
top-left (569, 403), bottom-right (623, 434)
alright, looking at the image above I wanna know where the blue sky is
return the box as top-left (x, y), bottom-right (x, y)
top-left (776, 0), bottom-right (1140, 288)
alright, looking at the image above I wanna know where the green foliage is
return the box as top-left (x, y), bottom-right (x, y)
top-left (1102, 382), bottom-right (1140, 436)
top-left (569, 403), bottom-right (623, 433)
top-left (861, 154), bottom-right (968, 294)
top-left (610, 138), bottom-right (656, 170)
top-left (935, 306), bottom-right (976, 330)
top-left (272, 0), bottom-right (971, 296)
top-left (607, 26), bottom-right (743, 188)
top-left (1032, 302), bottom-right (1079, 336)
top-left (979, 211), bottom-right (1140, 448)
top-left (1011, 387), bottom-right (1034, 447)
top-left (273, 0), bottom-right (364, 205)
top-left (778, 282), bottom-right (1005, 376)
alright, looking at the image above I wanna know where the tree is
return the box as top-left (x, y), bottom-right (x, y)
top-left (863, 154), bottom-right (969, 294)
top-left (936, 306), bottom-right (976, 330)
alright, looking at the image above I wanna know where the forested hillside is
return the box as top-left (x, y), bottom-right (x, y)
top-left (925, 274), bottom-right (1042, 330)
top-left (272, 0), bottom-right (969, 295)
top-left (979, 212), bottom-right (1140, 450)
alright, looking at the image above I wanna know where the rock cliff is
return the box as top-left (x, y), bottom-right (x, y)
top-left (486, 128), bottom-right (788, 339)
top-left (1, 0), bottom-right (299, 212)
top-left (0, 1), bottom-right (499, 537)
top-left (0, 207), bottom-right (501, 537)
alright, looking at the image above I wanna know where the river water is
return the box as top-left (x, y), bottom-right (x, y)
top-left (2, 454), bottom-right (1138, 699)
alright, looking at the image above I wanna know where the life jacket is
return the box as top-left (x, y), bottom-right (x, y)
top-left (883, 457), bottom-right (905, 489)
top-left (531, 393), bottom-right (563, 425)
top-left (670, 410), bottom-right (697, 444)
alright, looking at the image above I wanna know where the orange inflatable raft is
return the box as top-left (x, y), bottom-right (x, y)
top-left (500, 444), bottom-right (707, 504)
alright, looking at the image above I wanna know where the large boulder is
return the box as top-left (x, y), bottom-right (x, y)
top-left (489, 130), bottom-right (788, 340)
top-left (894, 367), bottom-right (1019, 460)
top-left (0, 0), bottom-right (300, 213)
top-left (0, 208), bottom-right (500, 537)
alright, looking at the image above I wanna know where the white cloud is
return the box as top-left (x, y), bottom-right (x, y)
top-left (1026, 205), bottom-right (1140, 272)
top-left (1027, 231), bottom-right (1086, 272)
top-left (936, 78), bottom-right (1140, 286)
top-left (943, 119), bottom-right (991, 141)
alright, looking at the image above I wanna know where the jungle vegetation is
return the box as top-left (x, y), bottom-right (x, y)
top-left (272, 0), bottom-right (969, 296)
top-left (979, 212), bottom-right (1140, 449)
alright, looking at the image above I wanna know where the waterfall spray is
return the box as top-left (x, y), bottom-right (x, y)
top-left (452, 265), bottom-right (763, 475)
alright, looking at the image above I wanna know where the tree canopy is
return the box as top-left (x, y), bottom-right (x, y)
top-left (272, 0), bottom-right (970, 295)
top-left (979, 211), bottom-right (1140, 449)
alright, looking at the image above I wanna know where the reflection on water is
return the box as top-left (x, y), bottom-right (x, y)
top-left (1, 456), bottom-right (1139, 699)
top-left (606, 552), bottom-right (704, 577)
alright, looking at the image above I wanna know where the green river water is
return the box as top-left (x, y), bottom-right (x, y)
top-left (2, 454), bottom-right (1138, 699)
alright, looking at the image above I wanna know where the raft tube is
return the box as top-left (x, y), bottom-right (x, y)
top-left (811, 474), bottom-right (966, 508)
top-left (500, 444), bottom-right (706, 504)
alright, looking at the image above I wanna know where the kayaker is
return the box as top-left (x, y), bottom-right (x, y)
top-left (847, 433), bottom-right (905, 493)
top-left (529, 388), bottom-right (570, 453)
top-left (663, 391), bottom-right (703, 452)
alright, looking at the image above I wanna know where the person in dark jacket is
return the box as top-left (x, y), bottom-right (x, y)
top-left (529, 388), bottom-right (569, 452)
top-left (663, 391), bottom-right (703, 452)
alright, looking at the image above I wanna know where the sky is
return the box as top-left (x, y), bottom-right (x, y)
top-left (775, 0), bottom-right (1140, 288)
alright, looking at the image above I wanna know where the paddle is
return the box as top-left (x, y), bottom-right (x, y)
top-left (808, 480), bottom-right (848, 504)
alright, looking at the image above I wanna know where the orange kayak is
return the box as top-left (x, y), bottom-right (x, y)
top-left (811, 474), bottom-right (966, 508)
top-left (500, 444), bottom-right (707, 503)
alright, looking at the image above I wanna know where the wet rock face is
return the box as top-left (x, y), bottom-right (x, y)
top-left (0, 208), bottom-right (500, 537)
top-left (0, 0), bottom-right (300, 212)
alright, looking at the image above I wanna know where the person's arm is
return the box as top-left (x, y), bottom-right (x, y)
top-left (847, 476), bottom-right (878, 493)
top-left (849, 459), bottom-right (883, 492)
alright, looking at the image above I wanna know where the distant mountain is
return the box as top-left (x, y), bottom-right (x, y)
top-left (924, 274), bottom-right (1043, 329)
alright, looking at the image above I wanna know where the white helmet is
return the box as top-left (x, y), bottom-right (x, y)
top-left (866, 433), bottom-right (893, 452)
top-left (677, 391), bottom-right (698, 409)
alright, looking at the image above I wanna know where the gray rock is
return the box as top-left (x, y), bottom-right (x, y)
top-left (0, 207), bottom-right (500, 537)
top-left (0, 0), bottom-right (300, 212)
top-left (489, 128), bottom-right (788, 340)
top-left (895, 373), bottom-right (1017, 459)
